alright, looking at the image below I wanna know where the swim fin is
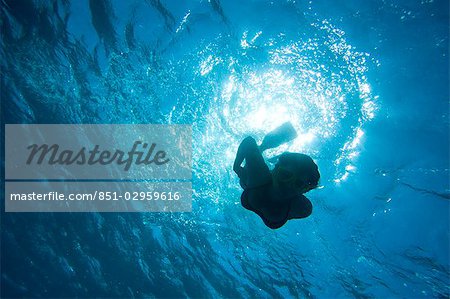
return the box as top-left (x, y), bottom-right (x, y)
top-left (259, 122), bottom-right (297, 152)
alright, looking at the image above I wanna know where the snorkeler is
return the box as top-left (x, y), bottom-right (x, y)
top-left (233, 122), bottom-right (320, 229)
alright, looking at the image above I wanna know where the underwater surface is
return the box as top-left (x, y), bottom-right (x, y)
top-left (1, 0), bottom-right (449, 297)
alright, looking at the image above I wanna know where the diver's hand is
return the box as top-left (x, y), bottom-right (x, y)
top-left (234, 166), bottom-right (245, 179)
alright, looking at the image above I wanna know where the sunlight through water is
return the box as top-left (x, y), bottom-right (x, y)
top-left (199, 20), bottom-right (378, 185)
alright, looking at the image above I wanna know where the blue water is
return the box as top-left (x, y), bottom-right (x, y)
top-left (1, 0), bottom-right (449, 298)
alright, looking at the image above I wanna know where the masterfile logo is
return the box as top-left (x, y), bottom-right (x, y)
top-left (25, 141), bottom-right (170, 171)
top-left (5, 124), bottom-right (192, 180)
top-left (4, 124), bottom-right (193, 212)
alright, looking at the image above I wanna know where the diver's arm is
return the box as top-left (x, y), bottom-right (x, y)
top-left (233, 136), bottom-right (254, 177)
top-left (234, 136), bottom-right (272, 188)
top-left (233, 152), bottom-right (245, 178)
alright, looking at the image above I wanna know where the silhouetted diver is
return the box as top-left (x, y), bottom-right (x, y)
top-left (233, 122), bottom-right (320, 229)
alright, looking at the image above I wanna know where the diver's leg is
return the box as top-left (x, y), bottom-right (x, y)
top-left (233, 136), bottom-right (272, 188)
top-left (259, 122), bottom-right (297, 152)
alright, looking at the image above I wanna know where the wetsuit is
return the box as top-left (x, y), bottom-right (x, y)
top-left (235, 136), bottom-right (296, 229)
top-left (240, 186), bottom-right (292, 229)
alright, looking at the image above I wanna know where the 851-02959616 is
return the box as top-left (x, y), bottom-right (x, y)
top-left (98, 191), bottom-right (182, 201)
